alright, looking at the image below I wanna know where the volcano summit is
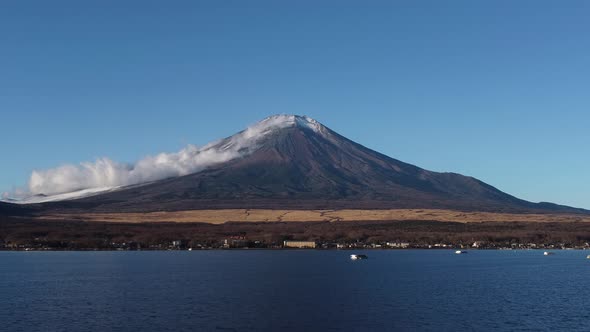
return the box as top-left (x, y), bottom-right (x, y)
top-left (8, 114), bottom-right (585, 215)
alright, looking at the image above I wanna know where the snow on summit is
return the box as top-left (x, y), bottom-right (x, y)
top-left (243, 115), bottom-right (325, 137)
top-left (2, 115), bottom-right (326, 203)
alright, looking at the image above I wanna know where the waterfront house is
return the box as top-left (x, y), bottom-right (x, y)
top-left (283, 240), bottom-right (316, 248)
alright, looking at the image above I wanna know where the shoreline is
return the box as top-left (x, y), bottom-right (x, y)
top-left (3, 247), bottom-right (590, 252)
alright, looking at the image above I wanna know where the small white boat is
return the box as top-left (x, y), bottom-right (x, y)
top-left (350, 254), bottom-right (368, 260)
top-left (544, 251), bottom-right (554, 256)
top-left (455, 250), bottom-right (467, 254)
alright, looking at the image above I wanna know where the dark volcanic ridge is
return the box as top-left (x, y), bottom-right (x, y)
top-left (0, 202), bottom-right (32, 216)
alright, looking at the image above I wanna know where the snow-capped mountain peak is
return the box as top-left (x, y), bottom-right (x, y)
top-left (241, 115), bottom-right (326, 139)
top-left (2, 115), bottom-right (329, 204)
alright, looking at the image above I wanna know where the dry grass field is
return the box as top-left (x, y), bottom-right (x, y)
top-left (40, 209), bottom-right (590, 224)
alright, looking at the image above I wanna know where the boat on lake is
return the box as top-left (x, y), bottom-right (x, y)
top-left (350, 254), bottom-right (368, 260)
top-left (543, 251), bottom-right (554, 256)
top-left (455, 250), bottom-right (467, 254)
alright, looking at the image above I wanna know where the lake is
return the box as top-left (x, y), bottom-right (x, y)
top-left (1, 250), bottom-right (589, 331)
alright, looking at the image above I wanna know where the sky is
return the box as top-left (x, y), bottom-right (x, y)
top-left (1, 0), bottom-right (589, 208)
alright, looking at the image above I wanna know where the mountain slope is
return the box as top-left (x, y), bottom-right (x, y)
top-left (37, 115), bottom-right (587, 214)
top-left (0, 201), bottom-right (33, 216)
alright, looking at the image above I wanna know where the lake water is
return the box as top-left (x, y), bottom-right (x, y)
top-left (1, 250), bottom-right (589, 331)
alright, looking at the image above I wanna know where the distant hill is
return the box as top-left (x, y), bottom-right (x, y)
top-left (0, 201), bottom-right (32, 216)
top-left (26, 115), bottom-right (587, 215)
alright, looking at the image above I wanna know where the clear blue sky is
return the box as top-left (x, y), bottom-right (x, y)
top-left (1, 0), bottom-right (589, 208)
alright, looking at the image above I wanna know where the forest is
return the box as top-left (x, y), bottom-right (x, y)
top-left (2, 216), bottom-right (590, 250)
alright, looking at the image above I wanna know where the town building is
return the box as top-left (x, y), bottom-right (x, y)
top-left (283, 240), bottom-right (316, 248)
top-left (387, 242), bottom-right (410, 248)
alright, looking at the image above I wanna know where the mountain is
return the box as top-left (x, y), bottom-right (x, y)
top-left (30, 115), bottom-right (586, 214)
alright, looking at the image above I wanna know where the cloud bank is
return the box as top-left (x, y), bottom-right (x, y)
top-left (6, 115), bottom-right (321, 201)
top-left (27, 145), bottom-right (238, 196)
